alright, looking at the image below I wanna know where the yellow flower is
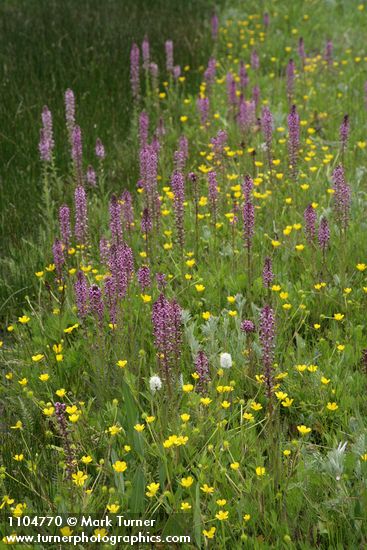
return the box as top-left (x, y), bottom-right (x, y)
top-left (180, 476), bottom-right (194, 488)
top-left (202, 311), bottom-right (211, 320)
top-left (60, 527), bottom-right (73, 537)
top-left (203, 527), bottom-right (216, 539)
top-left (195, 284), bottom-right (205, 292)
top-left (215, 510), bottom-right (229, 521)
top-left (56, 388), bottom-right (66, 397)
top-left (180, 413), bottom-right (190, 422)
top-left (146, 482), bottom-right (160, 497)
top-left (186, 259), bottom-right (195, 267)
top-left (200, 484), bottom-right (214, 494)
top-left (18, 378), bottom-right (28, 386)
top-left (180, 502), bottom-right (192, 511)
top-left (32, 354), bottom-right (44, 362)
top-left (230, 462), bottom-right (240, 470)
top-left (140, 294), bottom-right (152, 303)
top-left (255, 466), bottom-right (266, 477)
top-left (13, 454), bottom-right (24, 462)
top-left (360, 454), bottom-right (367, 461)
top-left (243, 412), bottom-right (254, 422)
top-left (283, 450), bottom-right (291, 457)
top-left (134, 423), bottom-right (145, 432)
top-left (39, 373), bottom-right (49, 382)
top-left (333, 313), bottom-right (344, 321)
top-left (18, 316), bottom-right (30, 324)
top-left (281, 397), bottom-right (294, 407)
top-left (221, 400), bottom-right (231, 409)
top-left (326, 402), bottom-right (338, 411)
top-left (275, 391), bottom-right (288, 400)
top-left (69, 414), bottom-right (80, 423)
top-left (356, 263), bottom-right (366, 271)
top-left (35, 271), bottom-right (44, 278)
top-left (72, 471), bottom-right (88, 487)
top-left (321, 377), bottom-right (330, 385)
top-left (271, 240), bottom-right (281, 247)
top-left (107, 504), bottom-right (120, 513)
top-left (116, 360), bottom-right (128, 369)
top-left (180, 115), bottom-right (188, 123)
top-left (94, 529), bottom-right (107, 537)
top-left (113, 461), bottom-right (127, 473)
top-left (43, 406), bottom-right (55, 416)
top-left (10, 421), bottom-right (23, 430)
top-left (81, 455), bottom-right (93, 464)
top-left (182, 384), bottom-right (194, 393)
top-left (250, 402), bottom-right (262, 411)
top-left (200, 397), bottom-right (212, 406)
top-left (216, 499), bottom-right (226, 506)
top-left (297, 425), bottom-right (311, 436)
top-left (64, 323), bottom-right (79, 334)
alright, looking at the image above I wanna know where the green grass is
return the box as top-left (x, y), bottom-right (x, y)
top-left (2, 0), bottom-right (367, 548)
top-left (0, 0), bottom-right (222, 318)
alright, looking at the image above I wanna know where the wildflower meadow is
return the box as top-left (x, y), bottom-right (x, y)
top-left (2, 0), bottom-right (367, 548)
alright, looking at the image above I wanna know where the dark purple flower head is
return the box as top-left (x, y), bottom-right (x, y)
top-left (211, 129), bottom-right (228, 155)
top-left (252, 85), bottom-right (260, 108)
top-left (304, 204), bottom-right (317, 242)
top-left (241, 319), bottom-right (256, 333)
top-left (263, 12), bottom-right (270, 27)
top-left (262, 257), bottom-right (274, 289)
top-left (243, 200), bottom-right (255, 250)
top-left (298, 38), bottom-right (305, 61)
top-left (72, 125), bottom-right (83, 184)
top-left (141, 207), bottom-right (152, 235)
top-left (99, 238), bottom-right (110, 266)
top-left (156, 272), bottom-right (167, 290)
top-left (59, 205), bottom-right (71, 247)
top-left (104, 276), bottom-right (117, 325)
top-left (121, 190), bottom-right (134, 230)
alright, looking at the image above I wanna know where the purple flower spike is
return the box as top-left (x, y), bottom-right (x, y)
top-left (89, 284), bottom-right (104, 325)
top-left (142, 35), bottom-right (150, 70)
top-left (152, 294), bottom-right (182, 386)
top-left (261, 106), bottom-right (273, 164)
top-left (332, 165), bottom-right (351, 231)
top-left (137, 265), bottom-right (151, 290)
top-left (318, 217), bottom-right (330, 253)
top-left (304, 204), bottom-right (317, 242)
top-left (39, 106), bottom-right (54, 162)
top-left (109, 195), bottom-right (123, 244)
top-left (262, 257), bottom-right (274, 289)
top-left (197, 97), bottom-right (210, 125)
top-left (339, 114), bottom-right (349, 153)
top-left (195, 350), bottom-right (210, 393)
top-left (165, 40), bottom-right (174, 73)
top-left (171, 171), bottom-right (185, 250)
top-left (74, 271), bottom-right (88, 318)
top-left (59, 205), bottom-right (71, 248)
top-left (211, 12), bottom-right (219, 40)
top-left (65, 89), bottom-right (75, 142)
top-left (130, 43), bottom-right (140, 100)
top-left (259, 305), bottom-right (276, 399)
top-left (287, 104), bottom-right (300, 179)
top-left (86, 165), bottom-right (96, 187)
top-left (95, 138), bottom-right (105, 160)
top-left (71, 125), bottom-right (83, 184)
top-left (286, 59), bottom-right (295, 102)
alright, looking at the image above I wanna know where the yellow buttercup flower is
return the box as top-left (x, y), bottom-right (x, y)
top-left (112, 461), bottom-right (127, 473)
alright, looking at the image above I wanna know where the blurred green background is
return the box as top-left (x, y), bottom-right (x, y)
top-left (0, 0), bottom-right (221, 318)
